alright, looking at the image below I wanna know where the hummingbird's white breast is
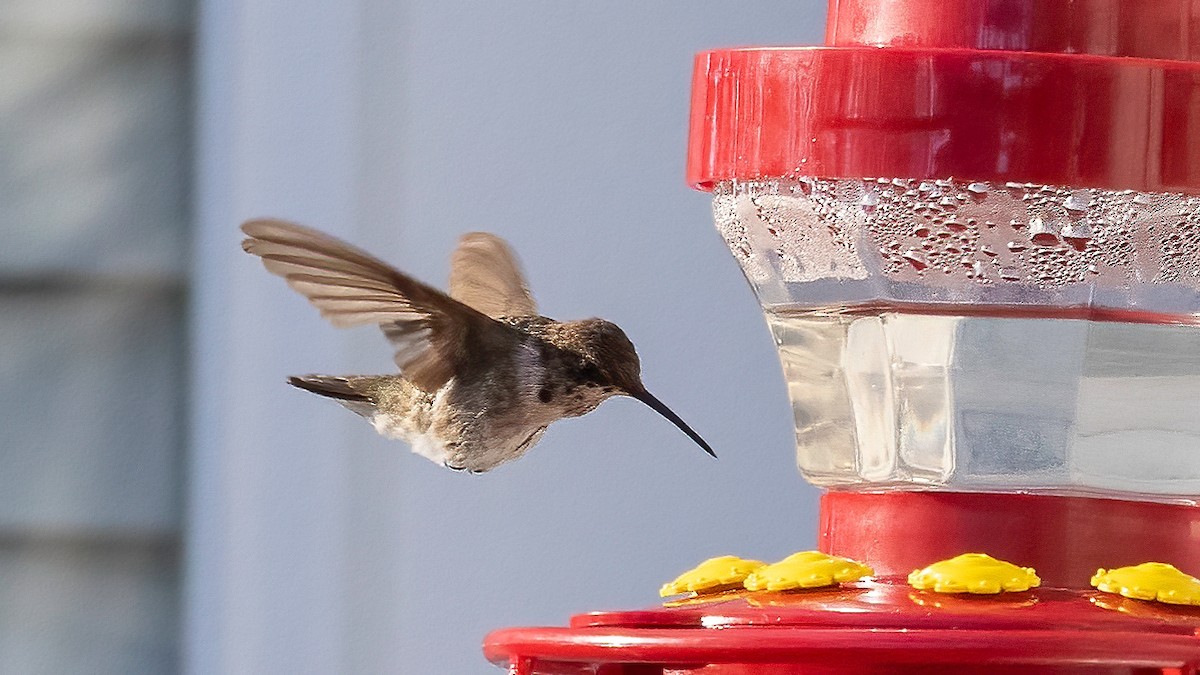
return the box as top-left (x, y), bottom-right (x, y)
top-left (369, 386), bottom-right (454, 466)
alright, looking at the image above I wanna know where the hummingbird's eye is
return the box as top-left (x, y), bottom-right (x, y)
top-left (579, 362), bottom-right (603, 384)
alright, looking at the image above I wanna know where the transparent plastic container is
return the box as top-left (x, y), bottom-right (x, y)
top-left (715, 177), bottom-right (1200, 499)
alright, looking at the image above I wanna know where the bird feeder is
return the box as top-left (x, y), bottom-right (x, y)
top-left (485, 0), bottom-right (1200, 670)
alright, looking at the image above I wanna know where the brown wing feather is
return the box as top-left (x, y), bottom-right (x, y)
top-left (449, 232), bottom-right (537, 318)
top-left (241, 218), bottom-right (511, 392)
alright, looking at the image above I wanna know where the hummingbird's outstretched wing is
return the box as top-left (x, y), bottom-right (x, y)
top-left (448, 233), bottom-right (537, 318)
top-left (241, 219), bottom-right (514, 392)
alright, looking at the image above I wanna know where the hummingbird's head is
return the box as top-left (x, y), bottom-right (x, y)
top-left (568, 319), bottom-right (716, 459)
top-left (570, 318), bottom-right (644, 394)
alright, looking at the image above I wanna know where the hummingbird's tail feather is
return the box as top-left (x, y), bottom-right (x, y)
top-left (288, 375), bottom-right (373, 402)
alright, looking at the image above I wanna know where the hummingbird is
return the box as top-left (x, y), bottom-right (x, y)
top-left (240, 219), bottom-right (716, 473)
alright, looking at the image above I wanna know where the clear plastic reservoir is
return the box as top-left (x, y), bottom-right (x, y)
top-left (716, 178), bottom-right (1200, 500)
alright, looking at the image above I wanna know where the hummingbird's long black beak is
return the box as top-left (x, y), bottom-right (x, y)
top-left (630, 389), bottom-right (717, 458)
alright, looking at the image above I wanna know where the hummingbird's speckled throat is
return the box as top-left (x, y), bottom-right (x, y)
top-left (240, 219), bottom-right (716, 473)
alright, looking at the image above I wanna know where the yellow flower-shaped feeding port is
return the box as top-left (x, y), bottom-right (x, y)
top-left (1091, 562), bottom-right (1200, 606)
top-left (908, 553), bottom-right (1040, 594)
top-left (742, 551), bottom-right (873, 592)
top-left (660, 555), bottom-right (766, 598)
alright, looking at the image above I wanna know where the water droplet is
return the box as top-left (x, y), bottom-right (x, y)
top-left (1007, 241), bottom-right (1027, 252)
top-left (999, 267), bottom-right (1021, 280)
top-left (967, 182), bottom-right (989, 195)
top-left (1026, 216), bottom-right (1060, 247)
top-left (1061, 221), bottom-right (1093, 239)
top-left (1133, 193), bottom-right (1153, 205)
top-left (945, 219), bottom-right (968, 233)
top-left (981, 245), bottom-right (998, 257)
top-left (860, 191), bottom-right (879, 211)
top-left (913, 226), bottom-right (931, 237)
top-left (901, 250), bottom-right (928, 271)
top-left (1064, 190), bottom-right (1092, 212)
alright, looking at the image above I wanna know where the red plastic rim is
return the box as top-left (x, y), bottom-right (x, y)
top-left (825, 0), bottom-right (1200, 60)
top-left (688, 0), bottom-right (1200, 194)
top-left (687, 47), bottom-right (1200, 194)
top-left (485, 580), bottom-right (1200, 671)
top-left (820, 491), bottom-right (1200, 588)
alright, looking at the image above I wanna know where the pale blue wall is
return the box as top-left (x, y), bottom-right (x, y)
top-left (191, 1), bottom-right (827, 673)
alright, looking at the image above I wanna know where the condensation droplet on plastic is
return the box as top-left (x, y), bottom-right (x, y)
top-left (1062, 221), bottom-right (1094, 240)
top-left (967, 182), bottom-right (989, 195)
top-left (901, 250), bottom-right (928, 271)
top-left (1064, 191), bottom-right (1092, 212)
top-left (1061, 222), bottom-right (1093, 251)
top-left (1026, 218), bottom-right (1058, 246)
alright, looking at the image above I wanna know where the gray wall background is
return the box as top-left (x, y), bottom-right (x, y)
top-left (193, 1), bottom-right (826, 673)
top-left (5, 1), bottom-right (826, 674)
top-left (350, 5), bottom-right (824, 670)
top-left (0, 0), bottom-right (189, 672)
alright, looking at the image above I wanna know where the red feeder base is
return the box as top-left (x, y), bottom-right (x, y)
top-left (820, 491), bottom-right (1200, 588)
top-left (485, 579), bottom-right (1200, 673)
top-left (485, 492), bottom-right (1200, 673)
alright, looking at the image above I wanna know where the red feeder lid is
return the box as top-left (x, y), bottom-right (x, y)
top-left (687, 0), bottom-right (1200, 194)
top-left (486, 581), bottom-right (1200, 671)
